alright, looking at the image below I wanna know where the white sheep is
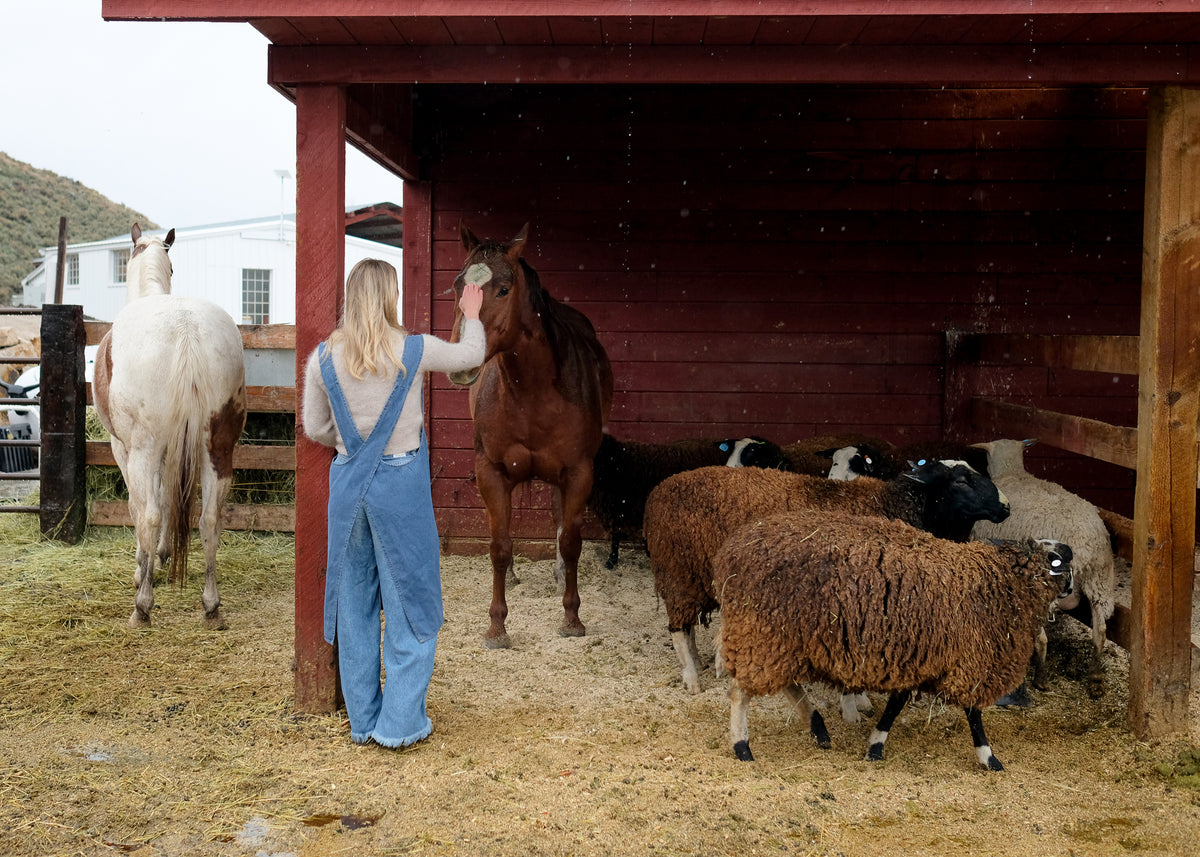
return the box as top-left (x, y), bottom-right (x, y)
top-left (715, 510), bottom-right (1075, 770)
top-left (967, 439), bottom-right (1115, 699)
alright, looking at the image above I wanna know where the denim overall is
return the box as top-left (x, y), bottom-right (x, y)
top-left (319, 335), bottom-right (443, 746)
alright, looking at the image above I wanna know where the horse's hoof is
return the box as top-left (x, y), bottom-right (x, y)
top-left (128, 609), bottom-right (151, 629)
top-left (483, 632), bottom-right (512, 650)
top-left (204, 610), bottom-right (227, 631)
top-left (558, 620), bottom-right (586, 638)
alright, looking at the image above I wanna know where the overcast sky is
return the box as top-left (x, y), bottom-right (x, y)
top-left (0, 0), bottom-right (405, 231)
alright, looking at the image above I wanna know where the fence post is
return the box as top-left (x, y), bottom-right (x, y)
top-left (39, 304), bottom-right (86, 543)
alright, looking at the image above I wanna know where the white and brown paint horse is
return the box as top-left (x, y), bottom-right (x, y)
top-left (93, 224), bottom-right (247, 628)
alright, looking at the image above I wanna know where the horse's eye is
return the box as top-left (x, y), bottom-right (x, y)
top-left (497, 286), bottom-right (510, 297)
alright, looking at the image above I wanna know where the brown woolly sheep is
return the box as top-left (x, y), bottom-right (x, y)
top-left (715, 511), bottom-right (1074, 771)
top-left (642, 461), bottom-right (1011, 695)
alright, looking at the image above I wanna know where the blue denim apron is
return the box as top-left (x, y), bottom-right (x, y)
top-left (318, 336), bottom-right (443, 646)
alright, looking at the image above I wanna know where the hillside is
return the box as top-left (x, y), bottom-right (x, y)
top-left (0, 152), bottom-right (156, 306)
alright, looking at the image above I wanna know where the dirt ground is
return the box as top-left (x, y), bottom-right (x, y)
top-left (0, 519), bottom-right (1198, 857)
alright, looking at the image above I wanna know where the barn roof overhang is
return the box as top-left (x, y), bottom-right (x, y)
top-left (104, 1), bottom-right (1200, 181)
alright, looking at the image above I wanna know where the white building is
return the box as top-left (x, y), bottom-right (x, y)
top-left (19, 206), bottom-right (405, 325)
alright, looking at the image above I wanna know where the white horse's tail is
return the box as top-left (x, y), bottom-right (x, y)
top-left (159, 324), bottom-right (215, 586)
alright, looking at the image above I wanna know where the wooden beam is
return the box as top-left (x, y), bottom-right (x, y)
top-left (969, 398), bottom-right (1139, 470)
top-left (268, 43), bottom-right (1200, 87)
top-left (961, 333), bottom-right (1139, 375)
top-left (99, 1), bottom-right (1200, 21)
top-left (90, 500), bottom-right (295, 532)
top-left (345, 84), bottom-right (419, 181)
top-left (86, 440), bottom-right (294, 471)
top-left (293, 84), bottom-right (345, 714)
top-left (1129, 85), bottom-right (1200, 739)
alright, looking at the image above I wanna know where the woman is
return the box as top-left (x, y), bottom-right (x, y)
top-left (301, 259), bottom-right (485, 747)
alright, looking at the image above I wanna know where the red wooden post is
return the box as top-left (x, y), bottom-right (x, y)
top-left (294, 83), bottom-right (346, 713)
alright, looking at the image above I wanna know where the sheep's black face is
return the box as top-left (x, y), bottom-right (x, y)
top-left (907, 460), bottom-right (1011, 540)
top-left (719, 436), bottom-right (789, 470)
top-left (1037, 538), bottom-right (1078, 608)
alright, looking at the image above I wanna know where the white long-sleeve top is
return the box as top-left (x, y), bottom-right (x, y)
top-left (301, 320), bottom-right (485, 456)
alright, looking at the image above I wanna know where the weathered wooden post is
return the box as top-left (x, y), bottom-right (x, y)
top-left (1130, 85), bottom-right (1200, 738)
top-left (39, 304), bottom-right (86, 543)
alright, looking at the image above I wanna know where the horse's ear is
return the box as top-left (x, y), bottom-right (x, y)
top-left (164, 228), bottom-right (175, 249)
top-left (131, 223), bottom-right (141, 244)
top-left (510, 223), bottom-right (530, 259)
top-left (459, 220), bottom-right (480, 252)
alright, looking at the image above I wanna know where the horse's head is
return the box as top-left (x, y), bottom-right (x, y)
top-left (448, 220), bottom-right (531, 386)
top-left (126, 222), bottom-right (176, 303)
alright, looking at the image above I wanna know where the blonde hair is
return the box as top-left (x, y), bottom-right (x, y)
top-left (327, 258), bottom-right (406, 380)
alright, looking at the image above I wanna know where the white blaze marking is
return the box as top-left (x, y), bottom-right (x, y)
top-left (465, 262), bottom-right (493, 285)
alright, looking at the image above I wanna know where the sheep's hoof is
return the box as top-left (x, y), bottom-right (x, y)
top-left (811, 712), bottom-right (832, 750)
top-left (128, 609), bottom-right (151, 630)
top-left (1087, 676), bottom-right (1105, 699)
top-left (984, 755), bottom-right (1005, 772)
top-left (204, 609), bottom-right (227, 631)
top-left (733, 741), bottom-right (754, 762)
top-left (558, 619), bottom-right (586, 638)
top-left (866, 743), bottom-right (885, 762)
top-left (603, 556), bottom-right (618, 570)
top-left (483, 631), bottom-right (512, 649)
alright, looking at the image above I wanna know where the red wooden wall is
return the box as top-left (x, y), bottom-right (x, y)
top-left (412, 84), bottom-right (1146, 547)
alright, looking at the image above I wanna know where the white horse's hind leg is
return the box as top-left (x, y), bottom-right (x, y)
top-left (125, 447), bottom-right (161, 628)
top-left (198, 460), bottom-right (232, 630)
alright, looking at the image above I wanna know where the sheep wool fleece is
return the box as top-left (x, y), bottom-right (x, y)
top-left (320, 335), bottom-right (442, 747)
top-left (717, 512), bottom-right (1063, 708)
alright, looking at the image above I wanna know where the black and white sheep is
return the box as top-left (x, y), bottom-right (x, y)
top-left (641, 460), bottom-right (1011, 695)
top-left (778, 434), bottom-right (896, 477)
top-left (826, 440), bottom-right (991, 481)
top-left (969, 438), bottom-right (1116, 699)
top-left (714, 511), bottom-right (1074, 770)
top-left (587, 434), bottom-right (786, 570)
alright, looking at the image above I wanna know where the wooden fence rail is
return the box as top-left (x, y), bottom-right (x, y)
top-left (945, 330), bottom-right (1199, 673)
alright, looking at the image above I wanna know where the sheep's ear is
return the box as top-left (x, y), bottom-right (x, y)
top-left (1022, 438), bottom-right (1039, 448)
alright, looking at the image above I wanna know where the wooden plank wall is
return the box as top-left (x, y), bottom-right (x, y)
top-left (414, 84), bottom-right (1147, 544)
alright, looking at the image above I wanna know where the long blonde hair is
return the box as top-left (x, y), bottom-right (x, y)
top-left (327, 258), bottom-right (406, 380)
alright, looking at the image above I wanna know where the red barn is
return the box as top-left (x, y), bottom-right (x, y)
top-left (103, 2), bottom-right (1199, 737)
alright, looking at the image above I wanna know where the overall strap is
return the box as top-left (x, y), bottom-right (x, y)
top-left (362, 334), bottom-right (425, 455)
top-left (317, 342), bottom-right (364, 454)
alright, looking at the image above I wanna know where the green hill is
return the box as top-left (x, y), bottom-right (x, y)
top-left (0, 152), bottom-right (156, 306)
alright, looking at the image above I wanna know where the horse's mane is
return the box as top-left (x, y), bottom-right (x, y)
top-left (522, 259), bottom-right (610, 408)
top-left (128, 239), bottom-right (173, 298)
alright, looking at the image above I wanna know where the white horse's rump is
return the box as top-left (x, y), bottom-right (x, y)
top-left (93, 225), bottom-right (246, 628)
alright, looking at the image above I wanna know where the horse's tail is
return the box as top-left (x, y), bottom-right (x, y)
top-left (159, 328), bottom-right (211, 587)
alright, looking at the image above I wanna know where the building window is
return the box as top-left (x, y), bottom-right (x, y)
top-left (112, 248), bottom-right (130, 284)
top-left (242, 268), bottom-right (271, 324)
top-left (66, 254), bottom-right (79, 286)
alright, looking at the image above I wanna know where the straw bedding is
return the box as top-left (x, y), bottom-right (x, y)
top-left (0, 504), bottom-right (1198, 857)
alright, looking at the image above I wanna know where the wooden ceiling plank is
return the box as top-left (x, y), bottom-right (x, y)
top-left (444, 16), bottom-right (505, 45)
top-left (339, 16), bottom-right (410, 46)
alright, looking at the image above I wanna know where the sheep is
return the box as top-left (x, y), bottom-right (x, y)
top-left (587, 434), bottom-right (786, 570)
top-left (827, 440), bottom-right (991, 481)
top-left (778, 434), bottom-right (895, 477)
top-left (642, 460), bottom-right (1011, 695)
top-left (969, 438), bottom-right (1116, 699)
top-left (714, 510), bottom-right (1074, 770)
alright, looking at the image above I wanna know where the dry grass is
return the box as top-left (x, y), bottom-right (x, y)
top-left (0, 511), bottom-right (1198, 857)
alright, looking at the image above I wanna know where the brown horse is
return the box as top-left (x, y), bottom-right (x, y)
top-left (449, 222), bottom-right (613, 648)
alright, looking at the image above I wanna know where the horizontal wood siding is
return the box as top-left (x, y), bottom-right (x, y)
top-left (419, 84), bottom-right (1145, 540)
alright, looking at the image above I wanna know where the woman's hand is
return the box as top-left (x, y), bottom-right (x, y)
top-left (460, 281), bottom-right (484, 320)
